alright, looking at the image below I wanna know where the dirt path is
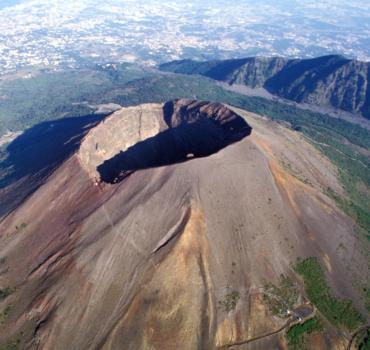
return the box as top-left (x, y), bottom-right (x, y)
top-left (305, 136), bottom-right (369, 168)
top-left (226, 320), bottom-right (292, 348)
top-left (226, 304), bottom-right (315, 349)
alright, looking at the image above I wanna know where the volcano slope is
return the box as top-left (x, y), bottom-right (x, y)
top-left (0, 99), bottom-right (368, 350)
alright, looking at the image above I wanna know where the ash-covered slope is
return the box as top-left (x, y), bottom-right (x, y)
top-left (0, 100), bottom-right (368, 350)
top-left (0, 115), bottom-right (105, 218)
top-left (160, 55), bottom-right (370, 119)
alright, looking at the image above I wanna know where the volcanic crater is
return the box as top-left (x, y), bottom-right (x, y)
top-left (79, 99), bottom-right (252, 183)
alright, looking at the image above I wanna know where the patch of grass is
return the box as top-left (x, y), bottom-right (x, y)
top-left (0, 340), bottom-right (20, 350)
top-left (357, 329), bottom-right (370, 350)
top-left (0, 305), bottom-right (13, 325)
top-left (219, 291), bottom-right (240, 312)
top-left (326, 177), bottom-right (370, 237)
top-left (286, 316), bottom-right (323, 350)
top-left (15, 223), bottom-right (27, 231)
top-left (0, 287), bottom-right (15, 301)
top-left (360, 286), bottom-right (370, 313)
top-left (312, 130), bottom-right (370, 236)
top-left (263, 275), bottom-right (299, 318)
top-left (327, 187), bottom-right (369, 230)
top-left (294, 257), bottom-right (364, 331)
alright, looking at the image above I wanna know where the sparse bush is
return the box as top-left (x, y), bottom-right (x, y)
top-left (362, 286), bottom-right (370, 312)
top-left (0, 339), bottom-right (20, 350)
top-left (0, 287), bottom-right (15, 301)
top-left (358, 329), bottom-right (370, 350)
top-left (0, 305), bottom-right (13, 325)
top-left (263, 275), bottom-right (299, 318)
top-left (219, 291), bottom-right (240, 312)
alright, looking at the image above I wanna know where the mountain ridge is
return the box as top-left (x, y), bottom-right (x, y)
top-left (160, 55), bottom-right (370, 120)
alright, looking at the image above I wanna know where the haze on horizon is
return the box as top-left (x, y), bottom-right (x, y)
top-left (0, 0), bottom-right (369, 75)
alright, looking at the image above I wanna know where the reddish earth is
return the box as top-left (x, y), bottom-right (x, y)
top-left (0, 100), bottom-right (368, 349)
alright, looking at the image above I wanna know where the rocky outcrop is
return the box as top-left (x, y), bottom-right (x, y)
top-left (78, 103), bottom-right (164, 180)
top-left (160, 55), bottom-right (370, 119)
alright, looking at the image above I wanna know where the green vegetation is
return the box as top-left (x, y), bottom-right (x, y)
top-left (358, 329), bottom-right (370, 350)
top-left (263, 275), bottom-right (299, 318)
top-left (160, 56), bottom-right (370, 120)
top-left (316, 135), bottom-right (370, 236)
top-left (326, 186), bottom-right (370, 237)
top-left (219, 291), bottom-right (240, 312)
top-left (0, 305), bottom-right (13, 325)
top-left (286, 317), bottom-right (323, 350)
top-left (0, 287), bottom-right (15, 301)
top-left (294, 257), bottom-right (364, 331)
top-left (0, 340), bottom-right (20, 350)
top-left (361, 286), bottom-right (370, 312)
top-left (0, 63), bottom-right (151, 136)
top-left (15, 223), bottom-right (27, 231)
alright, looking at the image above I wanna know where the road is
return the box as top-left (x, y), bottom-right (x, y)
top-left (225, 303), bottom-right (315, 349)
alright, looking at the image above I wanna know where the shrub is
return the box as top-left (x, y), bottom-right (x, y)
top-left (294, 257), bottom-right (364, 331)
top-left (286, 317), bottom-right (322, 349)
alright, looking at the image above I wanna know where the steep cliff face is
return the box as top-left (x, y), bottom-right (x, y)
top-left (265, 56), bottom-right (370, 116)
top-left (206, 57), bottom-right (287, 88)
top-left (79, 100), bottom-right (251, 183)
top-left (159, 57), bottom-right (287, 88)
top-left (0, 100), bottom-right (368, 349)
top-left (160, 55), bottom-right (370, 119)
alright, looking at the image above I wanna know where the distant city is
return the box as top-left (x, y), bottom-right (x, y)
top-left (1, 0), bottom-right (370, 75)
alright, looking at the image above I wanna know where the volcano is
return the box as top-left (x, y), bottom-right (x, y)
top-left (0, 99), bottom-right (368, 350)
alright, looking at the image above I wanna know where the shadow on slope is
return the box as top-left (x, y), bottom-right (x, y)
top-left (0, 114), bottom-right (105, 218)
top-left (98, 112), bottom-right (251, 184)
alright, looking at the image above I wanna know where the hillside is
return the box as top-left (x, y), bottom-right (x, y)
top-left (1, 70), bottom-right (370, 238)
top-left (1, 69), bottom-right (369, 237)
top-left (0, 63), bottom-right (152, 137)
top-left (0, 100), bottom-right (369, 349)
top-left (160, 55), bottom-right (370, 120)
